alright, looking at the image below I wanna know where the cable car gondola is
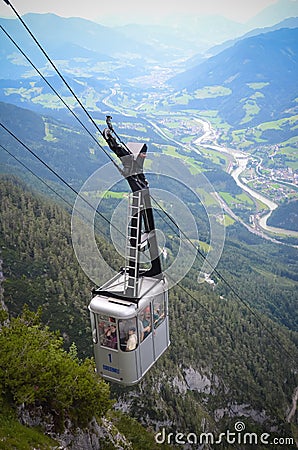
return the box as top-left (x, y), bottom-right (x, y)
top-left (89, 117), bottom-right (170, 385)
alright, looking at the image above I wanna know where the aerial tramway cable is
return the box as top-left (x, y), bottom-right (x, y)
top-left (0, 122), bottom-right (119, 234)
top-left (0, 142), bottom-right (117, 245)
top-left (0, 24), bottom-right (123, 175)
top-left (1, 122), bottom-right (296, 365)
top-left (1, 0), bottom-right (128, 174)
top-left (0, 147), bottom-right (292, 414)
top-left (0, 127), bottom-right (236, 340)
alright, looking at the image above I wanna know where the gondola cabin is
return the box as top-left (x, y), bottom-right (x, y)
top-left (89, 272), bottom-right (169, 385)
top-left (89, 123), bottom-right (170, 385)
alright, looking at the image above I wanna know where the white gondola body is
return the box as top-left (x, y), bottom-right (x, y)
top-left (89, 273), bottom-right (170, 385)
top-left (88, 133), bottom-right (170, 385)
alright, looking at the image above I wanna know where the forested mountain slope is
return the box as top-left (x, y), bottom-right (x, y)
top-left (268, 199), bottom-right (298, 232)
top-left (0, 101), bottom-right (107, 188)
top-left (0, 176), bottom-right (118, 356)
top-left (0, 177), bottom-right (169, 449)
top-left (0, 176), bottom-right (297, 448)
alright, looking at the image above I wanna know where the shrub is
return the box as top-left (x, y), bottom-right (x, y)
top-left (0, 306), bottom-right (112, 429)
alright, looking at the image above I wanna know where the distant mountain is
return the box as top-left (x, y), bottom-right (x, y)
top-left (0, 12), bottom-right (179, 67)
top-left (168, 27), bottom-right (298, 127)
top-left (0, 15), bottom-right (113, 64)
top-left (246, 0), bottom-right (298, 29)
top-left (45, 42), bottom-right (113, 61)
top-left (0, 15), bottom-right (118, 82)
top-left (208, 16), bottom-right (298, 57)
top-left (115, 23), bottom-right (194, 57)
top-left (116, 16), bottom-right (245, 56)
top-left (114, 1), bottom-right (298, 55)
top-left (1, 13), bottom-right (138, 55)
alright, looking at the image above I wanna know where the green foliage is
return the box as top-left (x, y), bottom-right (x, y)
top-left (222, 223), bottom-right (298, 330)
top-left (0, 308), bottom-right (8, 324)
top-left (205, 168), bottom-right (241, 195)
top-left (108, 410), bottom-right (172, 450)
top-left (268, 199), bottom-right (298, 232)
top-left (0, 175), bottom-right (123, 358)
top-left (0, 307), bottom-right (113, 430)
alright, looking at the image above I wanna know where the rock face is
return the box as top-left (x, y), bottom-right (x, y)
top-left (214, 404), bottom-right (268, 424)
top-left (184, 367), bottom-right (213, 393)
top-left (17, 404), bottom-right (132, 450)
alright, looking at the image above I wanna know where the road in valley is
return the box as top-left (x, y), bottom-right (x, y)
top-left (194, 118), bottom-right (298, 239)
top-left (102, 89), bottom-right (298, 240)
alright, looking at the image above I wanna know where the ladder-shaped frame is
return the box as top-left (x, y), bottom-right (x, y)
top-left (124, 190), bottom-right (143, 297)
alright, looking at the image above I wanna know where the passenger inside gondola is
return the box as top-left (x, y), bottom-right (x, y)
top-left (141, 306), bottom-right (152, 339)
top-left (119, 318), bottom-right (138, 351)
top-left (98, 316), bottom-right (118, 349)
top-left (104, 323), bottom-right (117, 349)
top-left (153, 296), bottom-right (165, 328)
top-left (126, 327), bottom-right (138, 351)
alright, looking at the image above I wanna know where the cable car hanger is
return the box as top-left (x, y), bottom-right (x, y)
top-left (89, 117), bottom-right (170, 384)
top-left (93, 116), bottom-right (163, 302)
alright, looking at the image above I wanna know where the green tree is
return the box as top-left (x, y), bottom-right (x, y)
top-left (0, 306), bottom-right (113, 430)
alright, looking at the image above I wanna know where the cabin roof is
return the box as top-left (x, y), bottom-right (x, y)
top-left (89, 273), bottom-right (167, 318)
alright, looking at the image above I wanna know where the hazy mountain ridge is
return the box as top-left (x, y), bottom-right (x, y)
top-left (1, 3), bottom-right (297, 77)
top-left (0, 12), bottom-right (181, 66)
top-left (207, 16), bottom-right (298, 57)
top-left (1, 12), bottom-right (297, 130)
top-left (245, 0), bottom-right (298, 29)
top-left (114, 15), bottom-right (245, 56)
top-left (168, 27), bottom-right (298, 126)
